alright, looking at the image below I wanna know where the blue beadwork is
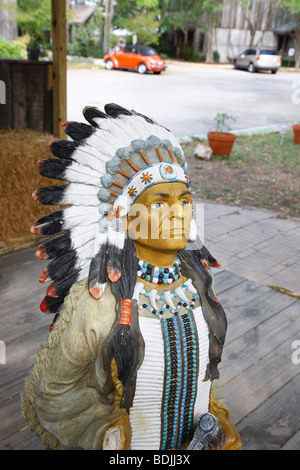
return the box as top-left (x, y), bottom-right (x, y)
top-left (161, 313), bottom-right (198, 450)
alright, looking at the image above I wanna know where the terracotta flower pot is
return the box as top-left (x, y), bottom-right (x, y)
top-left (293, 125), bottom-right (300, 145)
top-left (207, 132), bottom-right (236, 157)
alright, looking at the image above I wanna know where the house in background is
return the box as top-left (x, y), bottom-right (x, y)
top-left (67, 0), bottom-right (96, 41)
top-left (274, 21), bottom-right (300, 66)
top-left (169, 0), bottom-right (297, 65)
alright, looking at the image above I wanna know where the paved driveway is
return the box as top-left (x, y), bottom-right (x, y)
top-left (67, 62), bottom-right (300, 137)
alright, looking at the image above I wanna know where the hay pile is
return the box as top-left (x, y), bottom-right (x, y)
top-left (0, 129), bottom-right (64, 254)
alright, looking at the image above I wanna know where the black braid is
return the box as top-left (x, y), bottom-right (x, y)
top-left (102, 236), bottom-right (145, 410)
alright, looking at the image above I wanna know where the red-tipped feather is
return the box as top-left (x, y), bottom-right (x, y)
top-left (107, 267), bottom-right (121, 283)
top-left (37, 160), bottom-right (44, 170)
top-left (32, 189), bottom-right (39, 202)
top-left (39, 268), bottom-right (48, 283)
top-left (90, 286), bottom-right (104, 300)
top-left (36, 244), bottom-right (46, 260)
top-left (40, 298), bottom-right (49, 313)
top-left (31, 223), bottom-right (39, 236)
top-left (46, 283), bottom-right (57, 298)
top-left (211, 262), bottom-right (222, 268)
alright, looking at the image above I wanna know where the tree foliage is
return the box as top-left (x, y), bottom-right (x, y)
top-left (68, 7), bottom-right (104, 58)
top-left (124, 10), bottom-right (161, 45)
top-left (17, 0), bottom-right (51, 39)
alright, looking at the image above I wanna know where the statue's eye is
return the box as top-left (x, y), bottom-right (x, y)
top-left (181, 200), bottom-right (189, 206)
top-left (151, 202), bottom-right (163, 209)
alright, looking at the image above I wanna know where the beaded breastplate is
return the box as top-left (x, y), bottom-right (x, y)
top-left (130, 270), bottom-right (211, 450)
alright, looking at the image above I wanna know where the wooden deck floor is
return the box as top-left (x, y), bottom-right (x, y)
top-left (0, 246), bottom-right (299, 450)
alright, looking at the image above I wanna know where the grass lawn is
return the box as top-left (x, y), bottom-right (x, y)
top-left (182, 131), bottom-right (300, 219)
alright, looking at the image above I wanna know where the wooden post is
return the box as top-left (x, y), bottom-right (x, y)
top-left (51, 0), bottom-right (67, 138)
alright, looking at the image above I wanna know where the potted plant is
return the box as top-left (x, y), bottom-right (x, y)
top-left (27, 35), bottom-right (42, 61)
top-left (293, 123), bottom-right (300, 145)
top-left (207, 113), bottom-right (237, 157)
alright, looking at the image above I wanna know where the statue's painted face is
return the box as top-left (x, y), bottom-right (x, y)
top-left (125, 182), bottom-right (193, 258)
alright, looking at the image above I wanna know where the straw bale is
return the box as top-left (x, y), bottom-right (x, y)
top-left (0, 129), bottom-right (65, 254)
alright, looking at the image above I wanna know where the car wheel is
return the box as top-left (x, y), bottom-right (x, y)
top-left (153, 71), bottom-right (161, 75)
top-left (137, 63), bottom-right (147, 74)
top-left (271, 70), bottom-right (277, 74)
top-left (105, 60), bottom-right (114, 70)
top-left (248, 63), bottom-right (255, 73)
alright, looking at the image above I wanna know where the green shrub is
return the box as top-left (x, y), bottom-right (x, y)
top-left (182, 42), bottom-right (201, 62)
top-left (0, 37), bottom-right (22, 59)
top-left (213, 50), bottom-right (220, 63)
top-left (68, 7), bottom-right (104, 58)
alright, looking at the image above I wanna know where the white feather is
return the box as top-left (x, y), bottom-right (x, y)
top-left (63, 206), bottom-right (99, 229)
top-left (91, 230), bottom-right (108, 257)
top-left (91, 124), bottom-right (132, 150)
top-left (69, 224), bottom-right (99, 249)
top-left (95, 116), bottom-right (139, 144)
top-left (62, 183), bottom-right (100, 206)
top-left (70, 144), bottom-right (109, 169)
top-left (64, 161), bottom-right (102, 185)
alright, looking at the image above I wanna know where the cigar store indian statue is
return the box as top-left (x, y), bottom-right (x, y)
top-left (21, 104), bottom-right (242, 451)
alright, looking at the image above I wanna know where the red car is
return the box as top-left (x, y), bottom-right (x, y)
top-left (104, 45), bottom-right (166, 74)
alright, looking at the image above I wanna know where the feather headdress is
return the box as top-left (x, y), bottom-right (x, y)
top-left (32, 103), bottom-right (202, 317)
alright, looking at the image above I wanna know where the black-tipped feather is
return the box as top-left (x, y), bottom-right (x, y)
top-left (45, 251), bottom-right (77, 281)
top-left (88, 243), bottom-right (108, 294)
top-left (63, 122), bottom-right (94, 141)
top-left (48, 270), bottom-right (80, 298)
top-left (41, 296), bottom-right (65, 314)
top-left (38, 231), bottom-right (71, 259)
top-left (34, 210), bottom-right (64, 235)
top-left (49, 140), bottom-right (79, 160)
top-left (37, 184), bottom-right (68, 205)
top-left (104, 103), bottom-right (133, 118)
top-left (39, 158), bottom-right (70, 181)
top-left (83, 106), bottom-right (110, 127)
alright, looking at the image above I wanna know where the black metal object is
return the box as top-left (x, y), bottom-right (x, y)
top-left (188, 413), bottom-right (224, 450)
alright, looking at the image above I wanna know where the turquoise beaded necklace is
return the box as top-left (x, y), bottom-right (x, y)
top-left (137, 257), bottom-right (181, 285)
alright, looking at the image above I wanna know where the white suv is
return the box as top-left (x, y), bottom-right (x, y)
top-left (234, 48), bottom-right (282, 74)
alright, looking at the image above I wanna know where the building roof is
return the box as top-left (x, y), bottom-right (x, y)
top-left (70, 5), bottom-right (95, 24)
top-left (274, 21), bottom-right (299, 35)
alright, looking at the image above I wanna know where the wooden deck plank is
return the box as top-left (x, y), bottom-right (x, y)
top-left (218, 285), bottom-right (296, 344)
top-left (281, 430), bottom-right (300, 450)
top-left (237, 373), bottom-right (300, 450)
top-left (220, 300), bottom-right (300, 384)
top-left (0, 426), bottom-right (45, 450)
top-left (222, 333), bottom-right (300, 425)
top-left (0, 357), bottom-right (36, 403)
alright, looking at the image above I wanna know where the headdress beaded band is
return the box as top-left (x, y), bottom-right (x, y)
top-left (137, 258), bottom-right (181, 284)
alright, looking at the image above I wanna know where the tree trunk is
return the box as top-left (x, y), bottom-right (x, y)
top-left (295, 31), bottom-right (300, 69)
top-left (103, 0), bottom-right (114, 56)
top-left (205, 20), bottom-right (214, 63)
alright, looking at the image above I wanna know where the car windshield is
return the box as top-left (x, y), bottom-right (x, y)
top-left (138, 46), bottom-right (158, 56)
top-left (259, 49), bottom-right (279, 55)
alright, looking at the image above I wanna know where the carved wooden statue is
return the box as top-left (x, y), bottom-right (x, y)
top-left (21, 104), bottom-right (242, 451)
